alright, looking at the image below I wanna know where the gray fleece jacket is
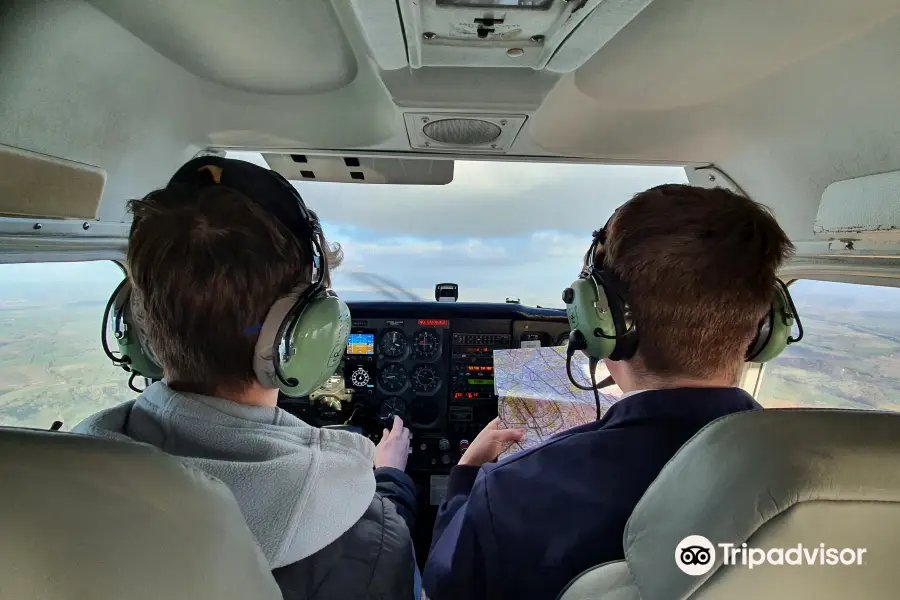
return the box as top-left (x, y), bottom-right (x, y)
top-left (73, 382), bottom-right (377, 568)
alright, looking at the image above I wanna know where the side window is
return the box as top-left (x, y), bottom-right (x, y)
top-left (757, 280), bottom-right (900, 411)
top-left (0, 261), bottom-right (130, 430)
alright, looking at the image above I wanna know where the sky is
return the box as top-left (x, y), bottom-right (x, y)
top-left (228, 152), bottom-right (689, 306)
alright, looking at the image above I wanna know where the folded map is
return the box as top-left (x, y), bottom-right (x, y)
top-left (494, 345), bottom-right (623, 458)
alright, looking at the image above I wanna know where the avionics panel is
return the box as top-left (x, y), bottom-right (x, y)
top-left (447, 320), bottom-right (511, 459)
top-left (344, 328), bottom-right (376, 399)
top-left (345, 317), bottom-right (451, 433)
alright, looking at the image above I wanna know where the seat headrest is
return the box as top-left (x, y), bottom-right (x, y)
top-left (622, 409), bottom-right (900, 599)
top-left (0, 427), bottom-right (282, 600)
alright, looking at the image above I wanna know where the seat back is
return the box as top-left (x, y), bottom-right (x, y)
top-left (0, 427), bottom-right (282, 600)
top-left (559, 409), bottom-right (900, 599)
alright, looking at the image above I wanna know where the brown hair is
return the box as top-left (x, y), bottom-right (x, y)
top-left (601, 184), bottom-right (793, 381)
top-left (126, 183), bottom-right (342, 395)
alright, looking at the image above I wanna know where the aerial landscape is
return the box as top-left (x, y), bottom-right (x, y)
top-left (0, 262), bottom-right (131, 430)
top-left (1, 263), bottom-right (899, 430)
top-left (756, 279), bottom-right (900, 411)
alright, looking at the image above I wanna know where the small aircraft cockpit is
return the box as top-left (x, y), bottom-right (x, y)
top-left (3, 0), bottom-right (900, 598)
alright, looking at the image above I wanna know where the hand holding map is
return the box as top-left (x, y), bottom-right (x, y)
top-left (457, 417), bottom-right (525, 467)
top-left (494, 346), bottom-right (623, 458)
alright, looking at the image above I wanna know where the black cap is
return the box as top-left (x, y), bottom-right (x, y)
top-left (168, 156), bottom-right (319, 241)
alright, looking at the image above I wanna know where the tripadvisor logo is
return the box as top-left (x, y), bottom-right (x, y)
top-left (676, 536), bottom-right (716, 576)
top-left (675, 536), bottom-right (867, 576)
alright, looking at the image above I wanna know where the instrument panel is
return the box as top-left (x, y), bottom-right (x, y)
top-left (344, 318), bottom-right (451, 431)
top-left (277, 302), bottom-right (570, 569)
top-left (281, 302), bottom-right (570, 475)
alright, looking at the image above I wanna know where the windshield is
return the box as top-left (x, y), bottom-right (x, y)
top-left (228, 153), bottom-right (687, 306)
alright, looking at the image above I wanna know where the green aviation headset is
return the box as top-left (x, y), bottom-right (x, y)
top-left (101, 156), bottom-right (351, 397)
top-left (562, 218), bottom-right (803, 393)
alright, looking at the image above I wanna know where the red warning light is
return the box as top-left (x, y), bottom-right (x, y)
top-left (418, 319), bottom-right (449, 327)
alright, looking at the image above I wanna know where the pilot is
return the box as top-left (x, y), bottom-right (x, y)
top-left (423, 184), bottom-right (794, 600)
top-left (74, 157), bottom-right (419, 600)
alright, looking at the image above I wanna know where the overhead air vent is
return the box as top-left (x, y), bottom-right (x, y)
top-left (405, 113), bottom-right (526, 152)
top-left (423, 119), bottom-right (502, 145)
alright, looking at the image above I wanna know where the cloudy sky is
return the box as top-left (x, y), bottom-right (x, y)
top-left (229, 152), bottom-right (687, 307)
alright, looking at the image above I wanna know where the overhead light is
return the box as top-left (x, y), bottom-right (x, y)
top-left (436, 0), bottom-right (555, 9)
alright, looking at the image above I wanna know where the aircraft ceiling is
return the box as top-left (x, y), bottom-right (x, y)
top-left (2, 0), bottom-right (900, 279)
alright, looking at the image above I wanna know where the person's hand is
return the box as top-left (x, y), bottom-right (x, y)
top-left (374, 415), bottom-right (410, 471)
top-left (458, 418), bottom-right (525, 467)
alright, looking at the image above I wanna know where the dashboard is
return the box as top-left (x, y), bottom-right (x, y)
top-left (281, 302), bottom-right (569, 474)
top-left (279, 301), bottom-right (569, 562)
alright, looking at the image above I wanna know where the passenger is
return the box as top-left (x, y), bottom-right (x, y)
top-left (75, 157), bottom-right (418, 600)
top-left (423, 184), bottom-right (794, 600)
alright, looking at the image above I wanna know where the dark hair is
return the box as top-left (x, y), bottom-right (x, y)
top-left (126, 183), bottom-right (341, 395)
top-left (602, 184), bottom-right (794, 380)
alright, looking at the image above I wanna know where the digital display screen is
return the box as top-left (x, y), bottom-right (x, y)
top-left (467, 379), bottom-right (494, 386)
top-left (346, 333), bottom-right (374, 355)
top-left (453, 391), bottom-right (492, 400)
top-left (346, 364), bottom-right (375, 389)
top-left (456, 346), bottom-right (492, 355)
top-left (466, 365), bottom-right (493, 373)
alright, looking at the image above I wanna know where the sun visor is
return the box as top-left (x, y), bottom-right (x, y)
top-left (813, 171), bottom-right (900, 242)
top-left (0, 145), bottom-right (105, 219)
top-left (816, 170), bottom-right (900, 242)
top-left (263, 154), bottom-right (454, 185)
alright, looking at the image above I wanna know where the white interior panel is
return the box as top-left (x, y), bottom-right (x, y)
top-left (570, 0), bottom-right (900, 110)
top-left (530, 3), bottom-right (900, 242)
top-left (350, 0), bottom-right (409, 71)
top-left (0, 0), bottom-right (399, 223)
top-left (545, 0), bottom-right (654, 73)
top-left (88, 0), bottom-right (357, 94)
top-left (2, 0), bottom-right (900, 280)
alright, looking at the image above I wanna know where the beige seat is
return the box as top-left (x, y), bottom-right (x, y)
top-left (0, 427), bottom-right (282, 600)
top-left (559, 409), bottom-right (900, 600)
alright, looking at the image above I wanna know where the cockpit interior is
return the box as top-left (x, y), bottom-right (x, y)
top-left (4, 0), bottom-right (900, 598)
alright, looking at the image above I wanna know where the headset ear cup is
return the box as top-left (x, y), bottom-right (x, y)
top-left (254, 287), bottom-right (351, 398)
top-left (592, 272), bottom-right (638, 361)
top-left (107, 282), bottom-right (164, 380)
top-left (563, 278), bottom-right (617, 360)
top-left (746, 309), bottom-right (774, 361)
top-left (747, 284), bottom-right (793, 363)
top-left (605, 290), bottom-right (637, 361)
top-left (253, 288), bottom-right (305, 389)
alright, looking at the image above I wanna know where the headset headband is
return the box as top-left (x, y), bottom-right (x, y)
top-left (582, 211), bottom-right (616, 278)
top-left (169, 157), bottom-right (320, 239)
top-left (168, 156), bottom-right (327, 286)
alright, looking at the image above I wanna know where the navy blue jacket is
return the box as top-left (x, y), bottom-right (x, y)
top-left (423, 387), bottom-right (761, 600)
